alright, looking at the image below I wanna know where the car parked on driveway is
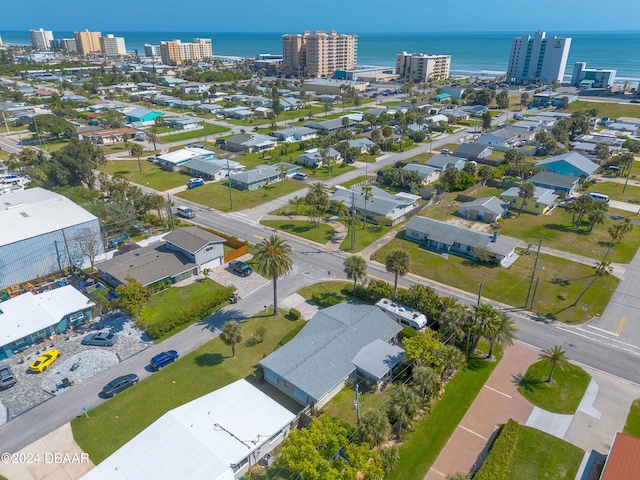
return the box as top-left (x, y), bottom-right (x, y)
top-left (0, 365), bottom-right (17, 389)
top-left (82, 332), bottom-right (118, 346)
top-left (103, 374), bottom-right (139, 397)
top-left (150, 350), bottom-right (179, 370)
top-left (229, 260), bottom-right (252, 277)
top-left (29, 349), bottom-right (61, 373)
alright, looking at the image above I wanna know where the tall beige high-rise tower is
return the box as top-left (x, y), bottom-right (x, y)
top-left (74, 30), bottom-right (102, 55)
top-left (282, 30), bottom-right (357, 78)
top-left (159, 38), bottom-right (213, 65)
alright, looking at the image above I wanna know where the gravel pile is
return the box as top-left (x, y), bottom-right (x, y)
top-left (40, 350), bottom-right (119, 395)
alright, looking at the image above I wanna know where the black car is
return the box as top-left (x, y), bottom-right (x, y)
top-left (82, 332), bottom-right (118, 346)
top-left (103, 374), bottom-right (138, 397)
top-left (0, 365), bottom-right (16, 389)
top-left (345, 157), bottom-right (355, 164)
top-left (229, 260), bottom-right (253, 277)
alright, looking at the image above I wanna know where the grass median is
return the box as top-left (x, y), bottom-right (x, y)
top-left (261, 219), bottom-right (335, 244)
top-left (100, 159), bottom-right (189, 191)
top-left (71, 311), bottom-right (304, 464)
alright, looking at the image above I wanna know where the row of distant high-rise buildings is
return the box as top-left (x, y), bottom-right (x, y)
top-left (29, 28), bottom-right (127, 56)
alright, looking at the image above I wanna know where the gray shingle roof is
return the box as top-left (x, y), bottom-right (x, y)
top-left (426, 154), bottom-right (462, 170)
top-left (453, 143), bottom-right (490, 159)
top-left (403, 164), bottom-right (437, 178)
top-left (259, 304), bottom-right (401, 403)
top-left (529, 171), bottom-right (580, 189)
top-left (352, 339), bottom-right (404, 380)
top-left (460, 196), bottom-right (510, 216)
top-left (164, 226), bottom-right (225, 254)
top-left (181, 158), bottom-right (226, 176)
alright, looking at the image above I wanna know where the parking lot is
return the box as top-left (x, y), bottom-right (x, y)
top-left (0, 311), bottom-right (151, 424)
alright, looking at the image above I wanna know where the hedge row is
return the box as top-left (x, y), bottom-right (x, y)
top-left (474, 419), bottom-right (519, 480)
top-left (145, 287), bottom-right (234, 339)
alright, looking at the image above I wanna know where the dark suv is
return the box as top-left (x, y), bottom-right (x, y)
top-left (0, 365), bottom-right (16, 389)
top-left (150, 350), bottom-right (179, 370)
top-left (103, 374), bottom-right (138, 397)
top-left (229, 260), bottom-right (252, 277)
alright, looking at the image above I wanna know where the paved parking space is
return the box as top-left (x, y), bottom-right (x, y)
top-left (0, 311), bottom-right (151, 424)
top-left (211, 255), bottom-right (270, 298)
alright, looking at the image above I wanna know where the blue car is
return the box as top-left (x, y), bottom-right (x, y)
top-left (150, 350), bottom-right (179, 370)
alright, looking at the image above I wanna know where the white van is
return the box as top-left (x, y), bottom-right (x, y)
top-left (177, 205), bottom-right (196, 219)
top-left (589, 192), bottom-right (609, 203)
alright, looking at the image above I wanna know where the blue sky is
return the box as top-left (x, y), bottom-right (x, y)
top-left (2, 0), bottom-right (639, 32)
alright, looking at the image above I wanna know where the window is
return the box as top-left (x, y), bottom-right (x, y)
top-left (452, 242), bottom-right (461, 248)
top-left (264, 368), bottom-right (278, 383)
top-left (205, 246), bottom-right (213, 252)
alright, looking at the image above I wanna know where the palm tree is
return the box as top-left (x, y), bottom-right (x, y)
top-left (360, 409), bottom-right (390, 447)
top-left (122, 135), bottom-right (130, 155)
top-left (148, 132), bottom-right (159, 152)
top-left (484, 311), bottom-right (518, 359)
top-left (388, 385), bottom-right (420, 438)
top-left (517, 181), bottom-right (535, 214)
top-left (587, 207), bottom-right (606, 232)
top-left (305, 182), bottom-right (328, 226)
top-left (289, 195), bottom-right (304, 215)
top-left (435, 344), bottom-right (466, 382)
top-left (385, 248), bottom-right (410, 300)
top-left (219, 320), bottom-right (242, 357)
top-left (361, 184), bottom-right (373, 230)
top-left (131, 143), bottom-right (144, 172)
top-left (343, 255), bottom-right (367, 296)
top-left (540, 345), bottom-right (569, 383)
top-left (439, 306), bottom-right (470, 348)
top-left (253, 235), bottom-right (294, 316)
top-left (332, 200), bottom-right (349, 219)
top-left (412, 365), bottom-right (441, 401)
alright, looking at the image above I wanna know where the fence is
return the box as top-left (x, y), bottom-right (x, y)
top-left (198, 226), bottom-right (250, 263)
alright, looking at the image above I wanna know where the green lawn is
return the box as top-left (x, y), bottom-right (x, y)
top-left (585, 181), bottom-right (640, 204)
top-left (563, 100), bottom-right (640, 119)
top-left (387, 354), bottom-right (501, 480)
top-left (139, 279), bottom-right (230, 330)
top-left (340, 220), bottom-right (403, 253)
top-left (340, 175), bottom-right (374, 188)
top-left (323, 387), bottom-right (394, 428)
top-left (100, 143), bottom-right (130, 155)
top-left (303, 163), bottom-right (356, 181)
top-left (498, 206), bottom-right (640, 264)
top-left (507, 423), bottom-right (584, 479)
top-left (297, 281), bottom-right (355, 305)
top-left (421, 192), bottom-right (462, 221)
top-left (406, 152), bottom-right (435, 163)
top-left (517, 360), bottom-right (591, 414)
top-left (261, 219), bottom-right (335, 243)
top-left (176, 179), bottom-right (306, 212)
top-left (468, 186), bottom-right (505, 198)
top-left (156, 123), bottom-right (229, 144)
top-left (623, 398), bottom-right (640, 437)
top-left (437, 143), bottom-right (460, 153)
top-left (100, 159), bottom-right (189, 191)
top-left (372, 235), bottom-right (619, 323)
top-left (71, 310), bottom-right (304, 464)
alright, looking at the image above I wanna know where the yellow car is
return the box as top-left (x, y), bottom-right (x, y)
top-left (29, 349), bottom-right (61, 373)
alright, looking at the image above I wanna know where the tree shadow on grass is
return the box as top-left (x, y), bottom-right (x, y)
top-left (466, 355), bottom-right (491, 371)
top-left (551, 277), bottom-right (571, 287)
top-left (114, 169), bottom-right (133, 175)
top-left (543, 223), bottom-right (591, 235)
top-left (194, 352), bottom-right (224, 367)
top-left (514, 372), bottom-right (547, 392)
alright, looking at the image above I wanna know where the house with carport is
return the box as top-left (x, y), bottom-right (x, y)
top-left (297, 148), bottom-right (341, 168)
top-left (500, 186), bottom-right (559, 214)
top-left (457, 196), bottom-right (510, 222)
top-left (453, 143), bottom-right (493, 160)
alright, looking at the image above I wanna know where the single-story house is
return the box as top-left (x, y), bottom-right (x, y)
top-left (223, 133), bottom-right (278, 153)
top-left (163, 117), bottom-right (201, 130)
top-left (279, 97), bottom-right (302, 111)
top-left (529, 171), bottom-right (580, 196)
top-left (491, 125), bottom-right (537, 144)
top-left (181, 158), bottom-right (245, 181)
top-left (440, 107), bottom-right (470, 121)
top-left (125, 108), bottom-right (164, 124)
top-left (297, 148), bottom-right (341, 168)
top-left (97, 227), bottom-right (226, 287)
top-left (405, 216), bottom-right (522, 266)
top-left (434, 93), bottom-right (452, 102)
top-left (426, 154), bottom-right (466, 171)
top-left (87, 127), bottom-right (138, 144)
top-left (253, 106), bottom-right (272, 117)
top-left (536, 151), bottom-right (598, 179)
top-left (453, 143), bottom-right (493, 160)
top-left (179, 82), bottom-right (210, 94)
top-left (260, 303), bottom-right (403, 407)
top-left (229, 162), bottom-right (299, 191)
top-left (347, 138), bottom-right (375, 153)
top-left (156, 147), bottom-right (214, 171)
top-left (161, 76), bottom-right (188, 87)
top-left (501, 186), bottom-right (559, 214)
top-left (574, 134), bottom-right (625, 148)
top-left (271, 126), bottom-right (317, 143)
top-left (600, 432), bottom-right (640, 480)
top-left (461, 105), bottom-right (488, 117)
top-left (304, 118), bottom-right (357, 134)
top-left (457, 196), bottom-right (510, 222)
top-left (475, 133), bottom-right (509, 148)
top-left (570, 142), bottom-right (618, 159)
top-left (330, 185), bottom-right (421, 226)
top-left (0, 286), bottom-right (95, 360)
top-left (402, 164), bottom-right (440, 185)
top-left (82, 380), bottom-right (296, 480)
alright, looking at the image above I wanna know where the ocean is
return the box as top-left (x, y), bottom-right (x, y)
top-left (1, 30), bottom-right (639, 85)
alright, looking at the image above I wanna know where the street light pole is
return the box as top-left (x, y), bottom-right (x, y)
top-left (227, 159), bottom-right (234, 210)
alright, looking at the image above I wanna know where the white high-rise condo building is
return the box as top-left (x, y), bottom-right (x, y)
top-left (144, 43), bottom-right (160, 58)
top-left (100, 34), bottom-right (127, 56)
top-left (282, 30), bottom-right (358, 78)
top-left (29, 29), bottom-right (54, 50)
top-left (396, 52), bottom-right (451, 83)
top-left (571, 62), bottom-right (616, 89)
top-left (507, 31), bottom-right (571, 84)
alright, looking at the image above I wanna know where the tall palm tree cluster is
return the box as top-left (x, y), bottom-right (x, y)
top-left (566, 195), bottom-right (609, 232)
top-left (304, 182), bottom-right (329, 226)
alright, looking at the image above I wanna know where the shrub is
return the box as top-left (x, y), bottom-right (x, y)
top-left (399, 326), bottom-right (419, 341)
top-left (289, 308), bottom-right (301, 320)
top-left (474, 419), bottom-right (519, 480)
top-left (311, 292), bottom-right (342, 307)
top-left (355, 279), bottom-right (394, 303)
top-left (144, 286), bottom-right (234, 339)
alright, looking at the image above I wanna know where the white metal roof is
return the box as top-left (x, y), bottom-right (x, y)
top-left (82, 379), bottom-right (297, 480)
top-left (0, 188), bottom-right (98, 247)
top-left (0, 286), bottom-right (94, 346)
top-left (156, 147), bottom-right (213, 165)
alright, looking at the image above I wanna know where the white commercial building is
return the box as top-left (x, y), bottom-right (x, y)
top-left (571, 62), bottom-right (616, 89)
top-left (29, 28), bottom-right (54, 50)
top-left (0, 188), bottom-right (104, 290)
top-left (82, 379), bottom-right (298, 480)
top-left (100, 34), bottom-right (127, 56)
top-left (144, 43), bottom-right (160, 58)
top-left (507, 31), bottom-right (572, 84)
top-left (396, 52), bottom-right (451, 83)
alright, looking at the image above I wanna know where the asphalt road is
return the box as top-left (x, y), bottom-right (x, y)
top-left (0, 135), bottom-right (22, 155)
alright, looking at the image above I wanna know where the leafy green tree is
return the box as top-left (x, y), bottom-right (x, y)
top-left (219, 320), bottom-right (242, 357)
top-left (360, 409), bottom-right (391, 447)
top-left (433, 344), bottom-right (466, 381)
top-left (305, 182), bottom-right (329, 226)
top-left (412, 365), bottom-right (441, 400)
top-left (388, 385), bottom-right (420, 438)
top-left (385, 248), bottom-right (410, 300)
top-left (540, 345), bottom-right (569, 383)
top-left (517, 181), bottom-right (536, 213)
top-left (29, 114), bottom-right (75, 138)
top-left (253, 235), bottom-right (294, 315)
top-left (595, 142), bottom-right (611, 164)
top-left (588, 202), bottom-right (608, 232)
top-left (481, 110), bottom-right (492, 131)
top-left (48, 139), bottom-right (106, 188)
top-left (439, 306), bottom-right (472, 352)
top-left (148, 132), bottom-right (159, 152)
top-left (479, 308), bottom-right (518, 358)
top-left (102, 109), bottom-right (124, 128)
top-left (404, 328), bottom-right (446, 366)
top-left (496, 89), bottom-right (510, 109)
top-left (520, 92), bottom-right (530, 107)
top-left (289, 195), bottom-right (305, 215)
top-left (609, 218), bottom-right (633, 245)
top-left (115, 276), bottom-right (150, 316)
top-left (344, 255), bottom-right (367, 296)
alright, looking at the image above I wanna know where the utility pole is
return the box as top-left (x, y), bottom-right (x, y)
top-left (530, 277), bottom-right (540, 311)
top-left (477, 281), bottom-right (483, 307)
top-left (227, 159), bottom-right (234, 210)
top-left (623, 157), bottom-right (633, 194)
top-left (167, 194), bottom-right (175, 231)
top-left (1, 109), bottom-right (10, 135)
top-left (525, 235), bottom-right (552, 309)
top-left (355, 385), bottom-right (362, 441)
top-left (350, 189), bottom-right (356, 250)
